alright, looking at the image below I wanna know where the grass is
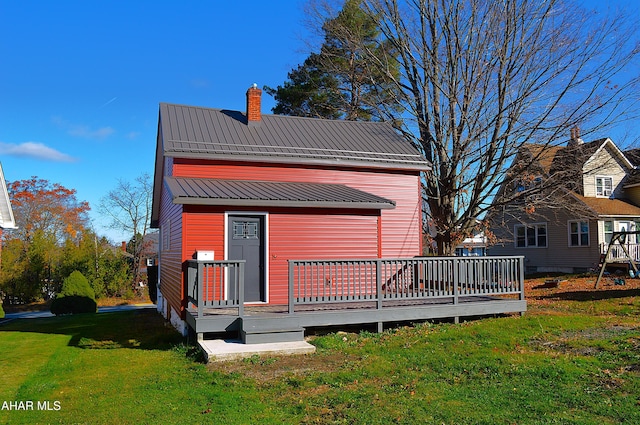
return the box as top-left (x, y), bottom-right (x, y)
top-left (1, 282), bottom-right (639, 424)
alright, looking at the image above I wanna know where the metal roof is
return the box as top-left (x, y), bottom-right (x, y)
top-left (164, 177), bottom-right (396, 209)
top-left (158, 103), bottom-right (430, 171)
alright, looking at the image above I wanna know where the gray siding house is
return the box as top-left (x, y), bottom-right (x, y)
top-left (488, 132), bottom-right (640, 274)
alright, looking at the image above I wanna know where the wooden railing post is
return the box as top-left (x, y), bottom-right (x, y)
top-left (519, 256), bottom-right (525, 301)
top-left (376, 259), bottom-right (383, 310)
top-left (197, 261), bottom-right (204, 319)
top-left (453, 258), bottom-right (459, 305)
top-left (288, 260), bottom-right (295, 314)
top-left (238, 261), bottom-right (245, 317)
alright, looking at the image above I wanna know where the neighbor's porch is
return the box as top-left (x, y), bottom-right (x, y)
top-left (600, 242), bottom-right (640, 263)
top-left (184, 256), bottom-right (526, 344)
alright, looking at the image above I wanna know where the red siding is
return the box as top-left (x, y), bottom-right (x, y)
top-left (182, 209), bottom-right (225, 261)
top-left (160, 159), bottom-right (422, 308)
top-left (158, 178), bottom-right (185, 319)
top-left (173, 160), bottom-right (421, 257)
top-left (268, 211), bottom-right (379, 304)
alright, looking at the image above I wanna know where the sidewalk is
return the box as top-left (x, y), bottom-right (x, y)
top-left (2, 303), bottom-right (156, 321)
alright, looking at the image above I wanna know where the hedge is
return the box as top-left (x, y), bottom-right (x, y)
top-left (50, 271), bottom-right (97, 315)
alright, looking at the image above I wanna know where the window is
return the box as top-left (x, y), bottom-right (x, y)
top-left (604, 221), bottom-right (613, 244)
top-left (596, 176), bottom-right (613, 197)
top-left (233, 221), bottom-right (259, 239)
top-left (515, 223), bottom-right (547, 248)
top-left (514, 175), bottom-right (543, 193)
top-left (569, 220), bottom-right (590, 246)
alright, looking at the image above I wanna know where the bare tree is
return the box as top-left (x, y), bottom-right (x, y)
top-left (99, 173), bottom-right (152, 286)
top-left (323, 0), bottom-right (640, 254)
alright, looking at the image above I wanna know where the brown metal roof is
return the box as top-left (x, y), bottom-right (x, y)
top-left (158, 103), bottom-right (430, 171)
top-left (164, 177), bottom-right (396, 209)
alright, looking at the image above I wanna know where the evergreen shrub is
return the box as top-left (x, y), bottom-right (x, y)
top-left (50, 271), bottom-right (97, 315)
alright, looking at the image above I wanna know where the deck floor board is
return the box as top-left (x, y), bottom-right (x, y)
top-left (188, 295), bottom-right (509, 317)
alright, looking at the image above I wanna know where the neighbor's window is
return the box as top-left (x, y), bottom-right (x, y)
top-left (569, 220), bottom-right (590, 246)
top-left (604, 221), bottom-right (613, 244)
top-left (596, 176), bottom-right (613, 197)
top-left (515, 223), bottom-right (547, 248)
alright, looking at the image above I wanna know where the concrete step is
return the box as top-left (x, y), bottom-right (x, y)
top-left (240, 316), bottom-right (305, 344)
top-left (199, 339), bottom-right (316, 362)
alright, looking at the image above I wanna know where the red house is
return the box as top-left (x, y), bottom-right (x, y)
top-left (151, 86), bottom-right (525, 346)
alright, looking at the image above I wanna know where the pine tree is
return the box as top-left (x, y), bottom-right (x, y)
top-left (266, 0), bottom-right (399, 121)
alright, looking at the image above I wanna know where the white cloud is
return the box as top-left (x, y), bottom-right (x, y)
top-left (52, 116), bottom-right (115, 140)
top-left (67, 125), bottom-right (115, 139)
top-left (191, 78), bottom-right (211, 88)
top-left (0, 141), bottom-right (76, 162)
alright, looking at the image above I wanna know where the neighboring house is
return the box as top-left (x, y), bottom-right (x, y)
top-left (0, 163), bottom-right (17, 263)
top-left (151, 86), bottom-right (431, 334)
top-left (455, 231), bottom-right (487, 257)
top-left (488, 130), bottom-right (640, 273)
top-left (0, 162), bottom-right (16, 299)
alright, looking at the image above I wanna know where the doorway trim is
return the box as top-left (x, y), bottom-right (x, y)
top-left (224, 212), bottom-right (269, 304)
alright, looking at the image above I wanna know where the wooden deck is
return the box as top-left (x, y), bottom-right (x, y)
top-left (184, 256), bottom-right (527, 344)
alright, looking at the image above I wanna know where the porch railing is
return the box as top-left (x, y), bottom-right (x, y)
top-left (287, 256), bottom-right (524, 313)
top-left (185, 259), bottom-right (245, 318)
top-left (185, 256), bottom-right (524, 319)
top-left (600, 242), bottom-right (640, 262)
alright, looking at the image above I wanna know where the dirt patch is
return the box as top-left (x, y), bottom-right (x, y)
top-left (206, 348), bottom-right (356, 383)
top-left (524, 274), bottom-right (640, 307)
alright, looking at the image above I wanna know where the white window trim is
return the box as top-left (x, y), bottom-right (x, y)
top-left (595, 176), bottom-right (613, 198)
top-left (514, 223), bottom-right (547, 248)
top-left (568, 220), bottom-right (590, 247)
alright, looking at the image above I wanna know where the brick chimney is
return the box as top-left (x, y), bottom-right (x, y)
top-left (569, 125), bottom-right (584, 146)
top-left (246, 83), bottom-right (262, 127)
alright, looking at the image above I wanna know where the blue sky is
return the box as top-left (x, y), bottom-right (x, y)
top-left (0, 0), bottom-right (638, 242)
top-left (0, 0), bottom-right (310, 241)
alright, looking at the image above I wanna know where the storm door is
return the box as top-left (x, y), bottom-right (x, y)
top-left (228, 215), bottom-right (265, 302)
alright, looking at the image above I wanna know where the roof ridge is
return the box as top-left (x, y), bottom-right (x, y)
top-left (159, 102), bottom-right (394, 126)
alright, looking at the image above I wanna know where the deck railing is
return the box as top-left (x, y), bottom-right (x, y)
top-left (288, 256), bottom-right (524, 313)
top-left (186, 256), bottom-right (525, 318)
top-left (185, 259), bottom-right (245, 318)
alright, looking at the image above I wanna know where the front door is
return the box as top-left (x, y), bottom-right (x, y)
top-left (228, 215), bottom-right (265, 302)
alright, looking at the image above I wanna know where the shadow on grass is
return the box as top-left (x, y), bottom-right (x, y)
top-left (0, 309), bottom-right (184, 351)
top-left (536, 288), bottom-right (640, 302)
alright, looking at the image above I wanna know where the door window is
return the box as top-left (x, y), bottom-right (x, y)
top-left (233, 221), bottom-right (259, 239)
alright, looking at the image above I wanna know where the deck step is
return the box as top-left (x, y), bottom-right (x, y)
top-left (240, 316), bottom-right (305, 344)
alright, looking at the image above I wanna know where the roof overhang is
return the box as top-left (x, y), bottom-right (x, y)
top-left (164, 150), bottom-right (431, 172)
top-left (164, 177), bottom-right (396, 210)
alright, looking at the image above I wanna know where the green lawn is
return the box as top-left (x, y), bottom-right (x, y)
top-left (1, 289), bottom-right (639, 424)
